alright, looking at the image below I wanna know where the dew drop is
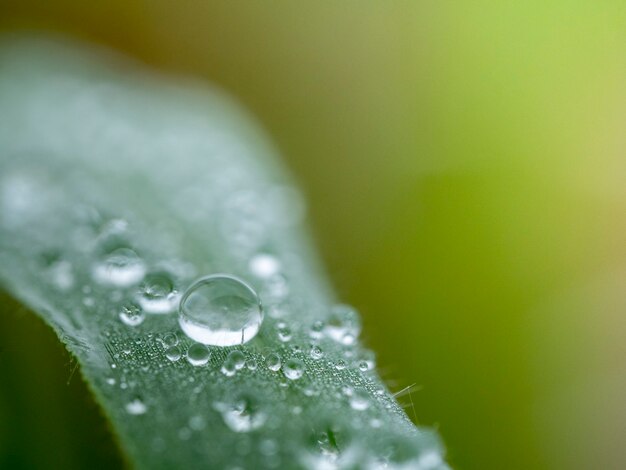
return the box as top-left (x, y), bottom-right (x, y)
top-left (189, 415), bottom-right (206, 431)
top-left (229, 350), bottom-right (246, 369)
top-left (126, 398), bottom-right (147, 415)
top-left (186, 343), bottom-right (210, 366)
top-left (221, 360), bottom-right (237, 377)
top-left (178, 274), bottom-right (263, 346)
top-left (136, 272), bottom-right (179, 314)
top-left (310, 345), bottom-right (324, 360)
top-left (283, 358), bottom-right (304, 380)
top-left (214, 396), bottom-right (267, 433)
top-left (266, 353), bottom-right (281, 371)
top-left (277, 324), bottom-right (292, 342)
top-left (160, 332), bottom-right (179, 348)
top-left (325, 304), bottom-right (361, 345)
top-left (119, 303), bottom-right (145, 327)
top-left (222, 350), bottom-right (245, 376)
top-left (93, 247), bottom-right (146, 287)
top-left (308, 320), bottom-right (325, 339)
top-left (165, 345), bottom-right (182, 362)
top-left (246, 358), bottom-right (258, 370)
top-left (335, 359), bottom-right (347, 371)
top-left (349, 390), bottom-right (370, 411)
top-left (264, 274), bottom-right (289, 302)
top-left (249, 253), bottom-right (281, 278)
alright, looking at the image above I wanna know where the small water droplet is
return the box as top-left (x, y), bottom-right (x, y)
top-left (222, 350), bottom-right (245, 376)
top-left (119, 303), bottom-right (145, 327)
top-left (126, 398), bottom-right (147, 415)
top-left (186, 343), bottom-right (211, 366)
top-left (189, 415), bottom-right (206, 431)
top-left (277, 324), bottom-right (292, 342)
top-left (214, 396), bottom-right (266, 433)
top-left (335, 359), bottom-right (347, 370)
top-left (249, 253), bottom-right (281, 278)
top-left (358, 361), bottom-right (370, 372)
top-left (349, 390), bottom-right (370, 411)
top-left (283, 358), bottom-right (304, 380)
top-left (178, 274), bottom-right (263, 346)
top-left (310, 345), bottom-right (324, 360)
top-left (308, 320), bottom-right (325, 339)
top-left (93, 247), bottom-right (146, 287)
top-left (229, 350), bottom-right (246, 369)
top-left (165, 345), bottom-right (182, 362)
top-left (246, 358), bottom-right (258, 370)
top-left (264, 274), bottom-right (288, 302)
top-left (137, 272), bottom-right (179, 314)
top-left (266, 353), bottom-right (281, 371)
top-left (47, 260), bottom-right (75, 291)
top-left (106, 378), bottom-right (116, 385)
top-left (369, 418), bottom-right (382, 428)
top-left (325, 304), bottom-right (361, 345)
top-left (160, 332), bottom-right (179, 348)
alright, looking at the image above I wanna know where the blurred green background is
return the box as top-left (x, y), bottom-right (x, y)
top-left (1, 2), bottom-right (625, 469)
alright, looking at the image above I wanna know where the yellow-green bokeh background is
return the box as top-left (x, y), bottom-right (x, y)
top-left (0, 2), bottom-right (624, 469)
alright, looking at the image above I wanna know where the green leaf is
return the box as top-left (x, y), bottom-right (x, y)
top-left (0, 35), bottom-right (447, 469)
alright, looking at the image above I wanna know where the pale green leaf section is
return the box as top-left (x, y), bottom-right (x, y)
top-left (0, 35), bottom-right (447, 469)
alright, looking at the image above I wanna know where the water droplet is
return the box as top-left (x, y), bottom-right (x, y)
top-left (178, 274), bottom-right (263, 346)
top-left (165, 345), bottom-right (182, 362)
top-left (93, 247), bottom-right (146, 287)
top-left (186, 343), bottom-right (210, 366)
top-left (310, 345), bottom-right (324, 360)
top-left (119, 303), bottom-right (145, 327)
top-left (266, 353), bottom-right (281, 371)
top-left (189, 415), bottom-right (206, 431)
top-left (369, 418), bottom-right (382, 428)
top-left (264, 274), bottom-right (288, 303)
top-left (325, 304), bottom-right (361, 345)
top-left (214, 396), bottom-right (266, 432)
top-left (358, 361), bottom-right (370, 372)
top-left (249, 253), bottom-right (281, 278)
top-left (229, 350), bottom-right (246, 369)
top-left (106, 378), bottom-right (116, 386)
top-left (126, 398), bottom-right (147, 415)
top-left (277, 324), bottom-right (292, 342)
top-left (221, 360), bottom-right (237, 377)
top-left (349, 390), bottom-right (370, 411)
top-left (136, 272), bottom-right (179, 314)
top-left (335, 359), bottom-right (347, 370)
top-left (222, 350), bottom-right (245, 376)
top-left (246, 358), bottom-right (258, 370)
top-left (160, 332), bottom-right (179, 348)
top-left (47, 260), bottom-right (75, 291)
top-left (308, 320), bottom-right (325, 339)
top-left (283, 358), bottom-right (304, 380)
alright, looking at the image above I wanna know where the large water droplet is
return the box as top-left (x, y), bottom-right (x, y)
top-left (186, 343), bottom-right (211, 366)
top-left (178, 274), bottom-right (263, 346)
top-left (92, 247), bottom-right (146, 287)
top-left (136, 272), bottom-right (179, 314)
